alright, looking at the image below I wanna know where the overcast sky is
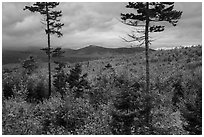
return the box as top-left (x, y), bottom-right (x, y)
top-left (2, 2), bottom-right (202, 50)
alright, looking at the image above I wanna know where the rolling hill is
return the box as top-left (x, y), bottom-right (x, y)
top-left (3, 45), bottom-right (154, 65)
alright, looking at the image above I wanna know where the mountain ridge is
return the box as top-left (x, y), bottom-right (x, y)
top-left (3, 45), bottom-right (154, 65)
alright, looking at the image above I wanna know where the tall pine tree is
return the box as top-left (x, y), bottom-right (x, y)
top-left (24, 2), bottom-right (64, 97)
top-left (120, 2), bottom-right (182, 132)
top-left (121, 2), bottom-right (182, 95)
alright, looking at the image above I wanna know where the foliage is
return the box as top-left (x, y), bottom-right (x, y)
top-left (180, 68), bottom-right (202, 135)
top-left (2, 99), bottom-right (42, 134)
top-left (109, 73), bottom-right (154, 135)
top-left (2, 45), bottom-right (202, 135)
top-left (24, 2), bottom-right (64, 37)
top-left (78, 103), bottom-right (112, 135)
top-left (2, 70), bottom-right (25, 99)
top-left (121, 2), bottom-right (182, 38)
top-left (53, 61), bottom-right (67, 98)
top-left (22, 56), bottom-right (38, 75)
top-left (52, 47), bottom-right (67, 99)
top-left (24, 2), bottom-right (64, 97)
top-left (2, 73), bottom-right (15, 99)
top-left (26, 74), bottom-right (49, 102)
top-left (67, 63), bottom-right (90, 98)
top-left (88, 65), bottom-right (115, 109)
top-left (120, 2), bottom-right (182, 115)
top-left (53, 62), bottom-right (90, 99)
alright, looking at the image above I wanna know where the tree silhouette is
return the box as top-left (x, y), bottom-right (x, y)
top-left (121, 2), bottom-right (182, 127)
top-left (24, 2), bottom-right (64, 97)
top-left (52, 47), bottom-right (66, 99)
top-left (22, 56), bottom-right (38, 75)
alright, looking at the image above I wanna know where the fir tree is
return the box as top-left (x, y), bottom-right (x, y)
top-left (24, 2), bottom-right (64, 97)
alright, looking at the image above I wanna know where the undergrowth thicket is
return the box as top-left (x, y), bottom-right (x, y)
top-left (2, 45), bottom-right (202, 135)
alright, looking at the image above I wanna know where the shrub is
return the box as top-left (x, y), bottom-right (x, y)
top-left (110, 74), bottom-right (154, 135)
top-left (53, 61), bottom-right (68, 98)
top-left (22, 56), bottom-right (38, 75)
top-left (88, 65), bottom-right (117, 109)
top-left (67, 63), bottom-right (90, 98)
top-left (33, 96), bottom-right (68, 134)
top-left (78, 103), bottom-right (112, 135)
top-left (31, 94), bottom-right (94, 135)
top-left (88, 86), bottom-right (111, 110)
top-left (180, 68), bottom-right (202, 135)
top-left (3, 79), bottom-right (14, 99)
top-left (2, 99), bottom-right (42, 135)
top-left (26, 74), bottom-right (48, 102)
top-left (2, 70), bottom-right (25, 99)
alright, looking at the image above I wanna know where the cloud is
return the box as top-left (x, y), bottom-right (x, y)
top-left (4, 15), bottom-right (42, 37)
top-left (59, 2), bottom-right (124, 34)
top-left (2, 3), bottom-right (25, 27)
top-left (2, 2), bottom-right (202, 50)
top-left (54, 18), bottom-right (128, 49)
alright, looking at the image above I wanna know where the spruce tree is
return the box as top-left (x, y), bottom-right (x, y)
top-left (24, 2), bottom-right (64, 97)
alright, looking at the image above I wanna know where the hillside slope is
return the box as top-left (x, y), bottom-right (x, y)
top-left (3, 45), bottom-right (154, 65)
top-left (2, 45), bottom-right (202, 135)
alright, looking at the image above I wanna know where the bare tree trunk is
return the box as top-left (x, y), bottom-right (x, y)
top-left (46, 3), bottom-right (51, 97)
top-left (145, 2), bottom-right (150, 94)
top-left (145, 2), bottom-right (151, 127)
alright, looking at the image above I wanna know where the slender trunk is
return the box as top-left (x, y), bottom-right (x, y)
top-left (145, 2), bottom-right (150, 94)
top-left (46, 3), bottom-right (51, 97)
top-left (145, 2), bottom-right (151, 127)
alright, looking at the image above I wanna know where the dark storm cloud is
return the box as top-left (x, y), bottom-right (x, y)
top-left (2, 2), bottom-right (202, 49)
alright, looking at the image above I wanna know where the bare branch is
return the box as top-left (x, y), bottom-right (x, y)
top-left (120, 35), bottom-right (145, 45)
top-left (120, 19), bottom-right (146, 27)
top-left (127, 34), bottom-right (145, 42)
top-left (40, 20), bottom-right (46, 25)
top-left (131, 40), bottom-right (145, 47)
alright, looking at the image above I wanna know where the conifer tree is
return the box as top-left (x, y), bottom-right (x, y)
top-left (22, 56), bottom-right (38, 75)
top-left (121, 2), bottom-right (182, 94)
top-left (120, 2), bottom-right (182, 131)
top-left (24, 2), bottom-right (64, 97)
top-left (52, 47), bottom-right (66, 99)
top-left (67, 63), bottom-right (90, 98)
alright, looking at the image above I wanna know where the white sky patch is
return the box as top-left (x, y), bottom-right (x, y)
top-left (13, 15), bottom-right (41, 34)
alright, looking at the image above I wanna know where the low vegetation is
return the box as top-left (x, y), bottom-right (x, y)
top-left (2, 45), bottom-right (202, 135)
